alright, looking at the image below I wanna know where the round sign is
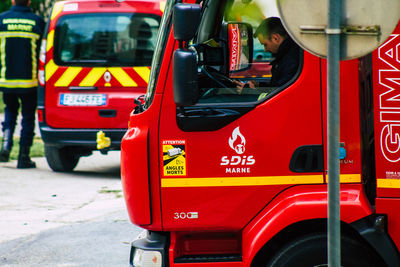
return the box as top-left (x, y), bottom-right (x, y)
top-left (277, 0), bottom-right (400, 60)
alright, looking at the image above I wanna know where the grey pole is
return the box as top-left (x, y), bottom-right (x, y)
top-left (327, 0), bottom-right (341, 266)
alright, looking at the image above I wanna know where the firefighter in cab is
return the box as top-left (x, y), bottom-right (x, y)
top-left (0, 0), bottom-right (45, 168)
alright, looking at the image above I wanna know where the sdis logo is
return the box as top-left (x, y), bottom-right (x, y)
top-left (220, 127), bottom-right (255, 174)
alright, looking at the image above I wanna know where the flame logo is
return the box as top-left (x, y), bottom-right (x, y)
top-left (229, 127), bottom-right (246, 154)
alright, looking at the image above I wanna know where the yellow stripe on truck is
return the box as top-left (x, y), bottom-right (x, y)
top-left (160, 1), bottom-right (166, 12)
top-left (50, 67), bottom-right (147, 87)
top-left (55, 67), bottom-right (82, 87)
top-left (79, 68), bottom-right (106, 86)
top-left (162, 175), bottom-right (325, 188)
top-left (45, 59), bottom-right (58, 81)
top-left (377, 179), bottom-right (400, 188)
top-left (109, 68), bottom-right (137, 87)
top-left (46, 30), bottom-right (54, 52)
top-left (161, 173), bottom-right (362, 188)
top-left (326, 173), bottom-right (361, 183)
top-left (51, 2), bottom-right (64, 20)
top-left (134, 67), bottom-right (151, 84)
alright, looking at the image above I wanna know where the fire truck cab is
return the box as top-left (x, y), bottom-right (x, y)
top-left (37, 0), bottom-right (163, 171)
top-left (121, 0), bottom-right (400, 266)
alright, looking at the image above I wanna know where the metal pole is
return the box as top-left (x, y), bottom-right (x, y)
top-left (327, 0), bottom-right (341, 266)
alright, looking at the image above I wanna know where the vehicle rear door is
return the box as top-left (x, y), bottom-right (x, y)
top-left (44, 3), bottom-right (161, 129)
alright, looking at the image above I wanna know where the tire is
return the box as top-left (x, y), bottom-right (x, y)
top-left (266, 233), bottom-right (385, 267)
top-left (45, 145), bottom-right (80, 172)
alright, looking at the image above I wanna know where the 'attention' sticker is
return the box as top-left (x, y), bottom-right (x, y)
top-left (162, 140), bottom-right (187, 176)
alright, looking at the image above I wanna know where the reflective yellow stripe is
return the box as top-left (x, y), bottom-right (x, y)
top-left (339, 173), bottom-right (361, 183)
top-left (0, 36), bottom-right (5, 79)
top-left (45, 59), bottom-right (58, 81)
top-left (134, 67), bottom-right (150, 84)
top-left (51, 2), bottom-right (64, 20)
top-left (162, 175), bottom-right (325, 188)
top-left (31, 38), bottom-right (37, 80)
top-left (79, 68), bottom-right (106, 86)
top-left (160, 1), bottom-right (166, 12)
top-left (0, 31), bottom-right (39, 87)
top-left (109, 68), bottom-right (137, 87)
top-left (46, 30), bottom-right (54, 52)
top-left (326, 173), bottom-right (362, 183)
top-left (162, 173), bottom-right (362, 188)
top-left (0, 30), bottom-right (39, 82)
top-left (233, 74), bottom-right (272, 79)
top-left (49, 67), bottom-right (142, 87)
top-left (258, 92), bottom-right (268, 100)
top-left (0, 79), bottom-right (38, 88)
top-left (3, 18), bottom-right (36, 25)
top-left (377, 179), bottom-right (400, 188)
top-left (55, 67), bottom-right (82, 87)
top-left (0, 31), bottom-right (40, 39)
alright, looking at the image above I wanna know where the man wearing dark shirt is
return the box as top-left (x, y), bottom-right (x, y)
top-left (236, 17), bottom-right (300, 90)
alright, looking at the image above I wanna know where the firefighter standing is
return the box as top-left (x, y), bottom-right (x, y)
top-left (0, 0), bottom-right (44, 168)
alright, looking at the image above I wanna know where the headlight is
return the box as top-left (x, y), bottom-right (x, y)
top-left (132, 249), bottom-right (162, 267)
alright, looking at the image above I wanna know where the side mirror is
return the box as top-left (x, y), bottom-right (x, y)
top-left (173, 49), bottom-right (198, 106)
top-left (227, 22), bottom-right (253, 73)
top-left (173, 3), bottom-right (201, 41)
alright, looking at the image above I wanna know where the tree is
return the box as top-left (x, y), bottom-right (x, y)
top-left (31, 0), bottom-right (55, 19)
top-left (0, 0), bottom-right (55, 20)
top-left (0, 1), bottom-right (11, 13)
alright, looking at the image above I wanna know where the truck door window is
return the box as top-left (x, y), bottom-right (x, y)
top-left (196, 29), bottom-right (301, 104)
top-left (195, 0), bottom-right (302, 104)
top-left (54, 13), bottom-right (160, 66)
top-left (175, 0), bottom-right (303, 131)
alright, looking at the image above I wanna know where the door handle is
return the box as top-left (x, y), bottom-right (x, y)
top-left (99, 109), bottom-right (117, 117)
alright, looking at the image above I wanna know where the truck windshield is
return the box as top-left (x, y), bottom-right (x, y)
top-left (54, 13), bottom-right (160, 66)
top-left (144, 0), bottom-right (174, 108)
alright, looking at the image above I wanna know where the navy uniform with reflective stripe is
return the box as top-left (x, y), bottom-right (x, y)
top-left (0, 4), bottom-right (44, 153)
top-left (0, 4), bottom-right (44, 93)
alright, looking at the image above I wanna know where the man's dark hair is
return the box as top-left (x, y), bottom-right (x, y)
top-left (14, 0), bottom-right (30, 6)
top-left (255, 17), bottom-right (288, 40)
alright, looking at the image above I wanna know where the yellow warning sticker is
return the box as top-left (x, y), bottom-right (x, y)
top-left (162, 140), bottom-right (187, 176)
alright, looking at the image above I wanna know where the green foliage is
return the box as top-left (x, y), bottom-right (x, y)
top-left (0, 0), bottom-right (11, 13)
top-left (0, 0), bottom-right (55, 20)
top-left (0, 92), bottom-right (4, 113)
top-left (30, 0), bottom-right (55, 19)
top-left (9, 137), bottom-right (44, 159)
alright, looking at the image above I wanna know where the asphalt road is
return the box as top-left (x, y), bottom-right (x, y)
top-left (0, 151), bottom-right (142, 267)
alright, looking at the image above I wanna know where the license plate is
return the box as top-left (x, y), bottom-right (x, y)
top-left (60, 94), bottom-right (107, 106)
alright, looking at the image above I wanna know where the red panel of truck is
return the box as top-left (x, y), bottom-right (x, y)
top-left (158, 51), bottom-right (325, 231)
top-left (373, 22), bottom-right (400, 197)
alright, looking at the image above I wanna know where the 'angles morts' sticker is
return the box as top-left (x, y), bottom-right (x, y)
top-left (162, 140), bottom-right (187, 176)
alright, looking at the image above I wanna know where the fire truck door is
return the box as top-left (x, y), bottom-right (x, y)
top-left (158, 51), bottom-right (323, 231)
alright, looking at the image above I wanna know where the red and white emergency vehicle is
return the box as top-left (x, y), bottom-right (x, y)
top-left (37, 0), bottom-right (163, 171)
top-left (121, 0), bottom-right (400, 266)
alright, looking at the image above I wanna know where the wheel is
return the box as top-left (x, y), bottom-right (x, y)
top-left (266, 233), bottom-right (385, 267)
top-left (45, 145), bottom-right (80, 172)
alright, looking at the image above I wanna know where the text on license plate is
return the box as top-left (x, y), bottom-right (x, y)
top-left (60, 94), bottom-right (107, 106)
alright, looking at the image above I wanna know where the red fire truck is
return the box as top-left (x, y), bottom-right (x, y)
top-left (121, 0), bottom-right (400, 266)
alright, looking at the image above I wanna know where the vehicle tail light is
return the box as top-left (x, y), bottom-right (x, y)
top-left (37, 109), bottom-right (44, 123)
top-left (38, 39), bottom-right (46, 87)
